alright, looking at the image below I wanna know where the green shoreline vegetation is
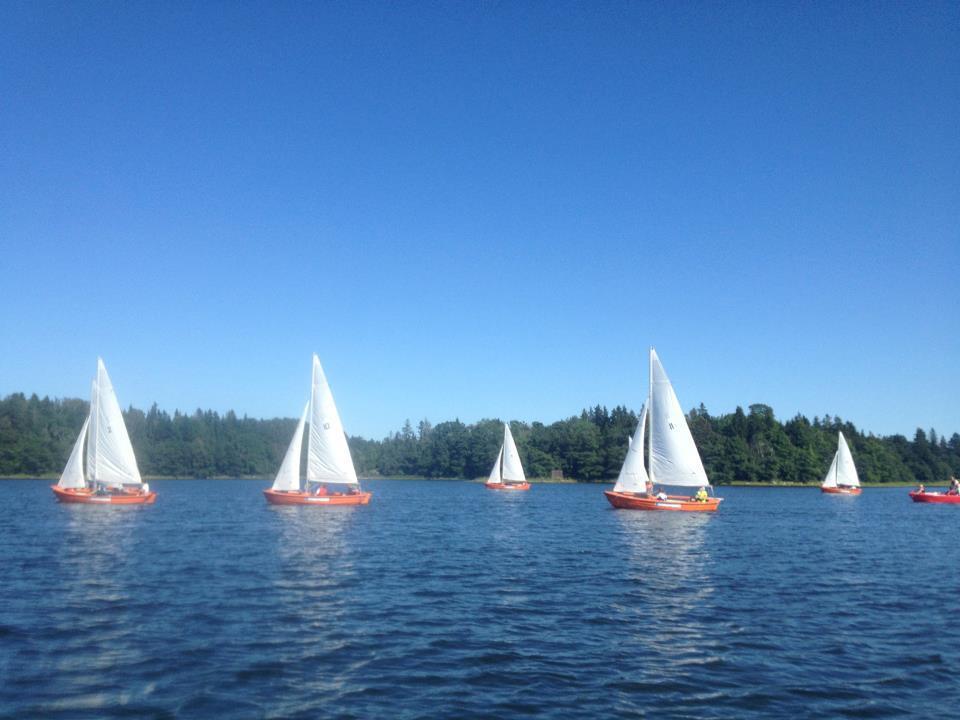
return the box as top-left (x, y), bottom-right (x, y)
top-left (1, 393), bottom-right (957, 485)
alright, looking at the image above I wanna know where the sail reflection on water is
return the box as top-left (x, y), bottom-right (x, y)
top-left (271, 506), bottom-right (357, 587)
top-left (264, 507), bottom-right (363, 702)
top-left (610, 510), bottom-right (720, 683)
top-left (44, 506), bottom-right (150, 712)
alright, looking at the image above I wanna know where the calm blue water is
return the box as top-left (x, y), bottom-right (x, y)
top-left (1, 481), bottom-right (957, 719)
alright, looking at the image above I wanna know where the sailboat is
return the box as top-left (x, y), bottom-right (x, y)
top-left (263, 354), bottom-right (371, 506)
top-left (485, 423), bottom-right (531, 491)
top-left (820, 431), bottom-right (862, 495)
top-left (604, 348), bottom-right (721, 511)
top-left (51, 358), bottom-right (156, 504)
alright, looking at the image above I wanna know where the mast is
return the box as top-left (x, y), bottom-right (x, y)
top-left (647, 347), bottom-right (654, 486)
top-left (835, 432), bottom-right (840, 486)
top-left (87, 379), bottom-right (98, 483)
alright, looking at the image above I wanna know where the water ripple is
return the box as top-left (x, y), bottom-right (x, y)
top-left (1, 481), bottom-right (958, 718)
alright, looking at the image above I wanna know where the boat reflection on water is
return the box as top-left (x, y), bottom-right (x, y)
top-left (264, 505), bottom-right (362, 702)
top-left (43, 505), bottom-right (151, 714)
top-left (489, 488), bottom-right (529, 544)
top-left (609, 510), bottom-right (722, 693)
top-left (613, 509), bottom-right (712, 597)
top-left (58, 503), bottom-right (146, 615)
top-left (481, 485), bottom-right (533, 612)
top-left (270, 505), bottom-right (358, 603)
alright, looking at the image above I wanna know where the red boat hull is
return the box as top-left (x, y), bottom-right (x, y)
top-left (485, 482), bottom-right (531, 491)
top-left (909, 491), bottom-right (960, 504)
top-left (263, 489), bottom-right (372, 506)
top-left (51, 485), bottom-right (157, 504)
top-left (604, 490), bottom-right (721, 512)
top-left (821, 486), bottom-right (862, 495)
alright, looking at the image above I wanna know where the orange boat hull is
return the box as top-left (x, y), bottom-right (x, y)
top-left (485, 482), bottom-right (531, 491)
top-left (821, 486), bottom-right (862, 495)
top-left (909, 491), bottom-right (960, 504)
top-left (262, 489), bottom-right (372, 506)
top-left (51, 485), bottom-right (157, 504)
top-left (604, 490), bottom-right (721, 512)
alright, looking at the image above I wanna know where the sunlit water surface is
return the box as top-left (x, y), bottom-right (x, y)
top-left (1, 481), bottom-right (957, 718)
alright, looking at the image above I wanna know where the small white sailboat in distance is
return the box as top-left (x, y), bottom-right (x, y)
top-left (820, 431), bottom-right (862, 495)
top-left (51, 358), bottom-right (156, 504)
top-left (605, 348), bottom-right (721, 511)
top-left (485, 423), bottom-right (531, 491)
top-left (263, 354), bottom-right (371, 506)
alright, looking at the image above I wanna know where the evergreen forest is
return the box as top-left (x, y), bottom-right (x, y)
top-left (1, 393), bottom-right (957, 484)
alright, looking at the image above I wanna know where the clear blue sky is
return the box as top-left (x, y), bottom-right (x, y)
top-left (1, 1), bottom-right (957, 440)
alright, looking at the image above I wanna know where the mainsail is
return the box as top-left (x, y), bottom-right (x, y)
top-left (648, 348), bottom-right (710, 488)
top-left (58, 416), bottom-right (90, 489)
top-left (273, 403), bottom-right (308, 491)
top-left (88, 359), bottom-right (142, 487)
top-left (613, 405), bottom-right (649, 493)
top-left (822, 431), bottom-right (860, 488)
top-left (501, 423), bottom-right (526, 483)
top-left (306, 354), bottom-right (359, 485)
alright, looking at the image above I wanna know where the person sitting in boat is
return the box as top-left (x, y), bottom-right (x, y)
top-left (656, 490), bottom-right (668, 500)
top-left (917, 484), bottom-right (925, 494)
top-left (347, 486), bottom-right (359, 495)
top-left (946, 477), bottom-right (960, 495)
top-left (315, 484), bottom-right (328, 496)
top-left (693, 487), bottom-right (709, 503)
top-left (645, 480), bottom-right (655, 497)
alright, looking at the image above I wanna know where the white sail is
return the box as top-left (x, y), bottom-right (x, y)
top-left (648, 348), bottom-right (710, 488)
top-left (273, 403), bottom-right (308, 491)
top-left (836, 432), bottom-right (860, 487)
top-left (306, 354), bottom-right (359, 485)
top-left (823, 431), bottom-right (860, 488)
top-left (486, 446), bottom-right (503, 485)
top-left (614, 405), bottom-right (650, 493)
top-left (86, 379), bottom-right (99, 484)
top-left (89, 359), bottom-right (142, 487)
top-left (58, 416), bottom-right (90, 489)
top-left (501, 423), bottom-right (526, 483)
top-left (821, 453), bottom-right (839, 488)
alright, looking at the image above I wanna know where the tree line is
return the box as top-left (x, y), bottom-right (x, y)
top-left (1, 393), bottom-right (958, 484)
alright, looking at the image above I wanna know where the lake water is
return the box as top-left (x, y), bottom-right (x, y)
top-left (0, 481), bottom-right (957, 719)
